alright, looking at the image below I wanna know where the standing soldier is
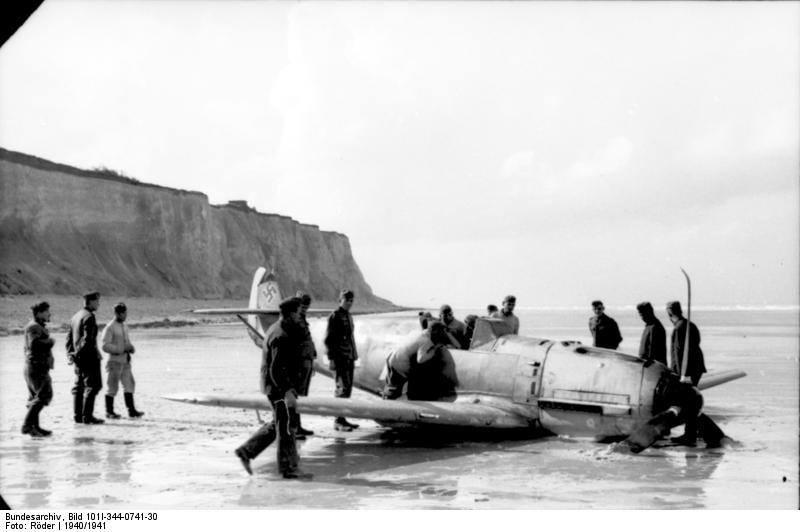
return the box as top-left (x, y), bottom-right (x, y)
top-left (589, 300), bottom-right (623, 350)
top-left (22, 301), bottom-right (55, 437)
top-left (666, 300), bottom-right (707, 446)
top-left (491, 295), bottom-right (520, 334)
top-left (66, 291), bottom-right (104, 424)
top-left (100, 302), bottom-right (144, 419)
top-left (636, 301), bottom-right (667, 365)
top-left (234, 297), bottom-right (311, 479)
top-left (293, 291), bottom-right (316, 439)
top-left (325, 289), bottom-right (359, 432)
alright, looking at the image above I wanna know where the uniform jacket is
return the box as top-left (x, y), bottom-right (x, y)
top-left (491, 311), bottom-right (520, 335)
top-left (101, 319), bottom-right (135, 363)
top-left (324, 307), bottom-right (358, 361)
top-left (589, 314), bottom-right (623, 349)
top-left (387, 331), bottom-right (430, 377)
top-left (260, 319), bottom-right (303, 399)
top-left (66, 308), bottom-right (100, 361)
top-left (670, 318), bottom-right (707, 379)
top-left (407, 344), bottom-right (459, 401)
top-left (638, 319), bottom-right (667, 365)
top-left (298, 315), bottom-right (317, 361)
top-left (24, 319), bottom-right (54, 368)
top-left (443, 318), bottom-right (469, 349)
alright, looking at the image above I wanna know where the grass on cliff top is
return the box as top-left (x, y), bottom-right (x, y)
top-left (0, 294), bottom-right (404, 335)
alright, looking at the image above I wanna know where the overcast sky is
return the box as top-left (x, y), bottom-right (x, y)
top-left (1, 0), bottom-right (797, 308)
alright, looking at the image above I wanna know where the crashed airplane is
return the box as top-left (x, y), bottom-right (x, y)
top-left (164, 267), bottom-right (746, 453)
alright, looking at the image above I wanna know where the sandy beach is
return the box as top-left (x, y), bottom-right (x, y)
top-left (0, 307), bottom-right (797, 509)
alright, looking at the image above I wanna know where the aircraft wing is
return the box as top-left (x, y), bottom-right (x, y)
top-left (190, 308), bottom-right (336, 316)
top-left (697, 369), bottom-right (747, 391)
top-left (162, 393), bottom-right (532, 429)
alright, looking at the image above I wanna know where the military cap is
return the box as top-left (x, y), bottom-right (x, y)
top-left (503, 295), bottom-right (516, 304)
top-left (591, 300), bottom-right (604, 308)
top-left (439, 304), bottom-right (453, 314)
top-left (295, 291), bottom-right (312, 306)
top-left (31, 301), bottom-right (50, 315)
top-left (278, 296), bottom-right (302, 316)
top-left (339, 289), bottom-right (354, 300)
top-left (113, 302), bottom-right (127, 313)
top-left (636, 301), bottom-right (653, 313)
top-left (83, 291), bottom-right (101, 301)
top-left (666, 301), bottom-right (682, 314)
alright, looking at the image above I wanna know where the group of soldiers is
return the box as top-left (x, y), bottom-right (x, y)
top-left (21, 292), bottom-right (144, 438)
top-left (234, 289), bottom-right (361, 480)
top-left (588, 299), bottom-right (706, 386)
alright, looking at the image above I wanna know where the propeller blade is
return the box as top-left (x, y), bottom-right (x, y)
top-left (623, 408), bottom-right (681, 453)
top-left (697, 413), bottom-right (726, 448)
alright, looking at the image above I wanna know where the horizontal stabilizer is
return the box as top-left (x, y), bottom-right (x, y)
top-left (697, 369), bottom-right (747, 390)
top-left (162, 393), bottom-right (531, 429)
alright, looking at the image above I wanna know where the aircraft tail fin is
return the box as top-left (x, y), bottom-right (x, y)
top-left (245, 266), bottom-right (282, 346)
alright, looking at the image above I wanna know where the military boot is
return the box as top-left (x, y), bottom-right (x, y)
top-left (334, 417), bottom-right (352, 432)
top-left (21, 405), bottom-right (47, 437)
top-left (73, 393), bottom-right (84, 423)
top-left (124, 393), bottom-right (144, 418)
top-left (105, 395), bottom-right (121, 419)
top-left (82, 394), bottom-right (105, 424)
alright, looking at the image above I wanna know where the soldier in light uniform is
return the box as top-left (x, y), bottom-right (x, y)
top-left (22, 301), bottom-right (55, 437)
top-left (491, 295), bottom-right (520, 334)
top-left (100, 302), bottom-right (144, 419)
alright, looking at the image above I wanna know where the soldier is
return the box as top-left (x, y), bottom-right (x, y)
top-left (589, 300), bottom-right (622, 350)
top-left (22, 301), bottom-right (55, 437)
top-left (234, 297), bottom-right (311, 479)
top-left (491, 295), bottom-right (520, 334)
top-left (666, 300), bottom-right (707, 446)
top-left (666, 301), bottom-right (706, 385)
top-left (293, 291), bottom-right (316, 439)
top-left (439, 304), bottom-right (469, 349)
top-left (100, 302), bottom-right (144, 419)
top-left (325, 289), bottom-right (359, 431)
top-left (66, 291), bottom-right (104, 424)
top-left (636, 301), bottom-right (667, 365)
top-left (406, 322), bottom-right (459, 401)
top-left (383, 328), bottom-right (431, 399)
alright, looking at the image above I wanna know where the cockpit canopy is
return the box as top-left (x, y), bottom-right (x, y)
top-left (470, 317), bottom-right (516, 350)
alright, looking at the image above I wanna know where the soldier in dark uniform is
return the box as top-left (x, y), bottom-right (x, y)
top-left (666, 300), bottom-right (707, 446)
top-left (66, 291), bottom-right (105, 424)
top-left (22, 301), bottom-right (55, 437)
top-left (293, 291), bottom-right (316, 439)
top-left (439, 304), bottom-right (469, 349)
top-left (234, 297), bottom-right (311, 479)
top-left (406, 322), bottom-right (459, 402)
top-left (636, 301), bottom-right (667, 365)
top-left (589, 300), bottom-right (623, 350)
top-left (325, 289), bottom-right (359, 432)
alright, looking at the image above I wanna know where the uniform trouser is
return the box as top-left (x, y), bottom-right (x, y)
top-left (106, 359), bottom-right (135, 397)
top-left (296, 359), bottom-right (314, 396)
top-left (382, 363), bottom-right (407, 400)
top-left (334, 358), bottom-right (355, 399)
top-left (72, 357), bottom-right (103, 419)
top-left (25, 364), bottom-right (53, 408)
top-left (237, 397), bottom-right (298, 474)
top-left (683, 374), bottom-right (702, 439)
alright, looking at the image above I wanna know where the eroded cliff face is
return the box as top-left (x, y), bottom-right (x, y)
top-left (0, 148), bottom-right (391, 307)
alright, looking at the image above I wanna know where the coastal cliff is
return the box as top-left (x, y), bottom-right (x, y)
top-left (0, 148), bottom-right (392, 307)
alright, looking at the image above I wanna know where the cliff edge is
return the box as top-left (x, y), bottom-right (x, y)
top-left (0, 147), bottom-right (394, 308)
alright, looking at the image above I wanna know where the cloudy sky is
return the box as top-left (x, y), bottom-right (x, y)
top-left (1, 0), bottom-right (797, 308)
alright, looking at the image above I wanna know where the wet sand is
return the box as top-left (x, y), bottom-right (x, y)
top-left (1, 309), bottom-right (797, 509)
